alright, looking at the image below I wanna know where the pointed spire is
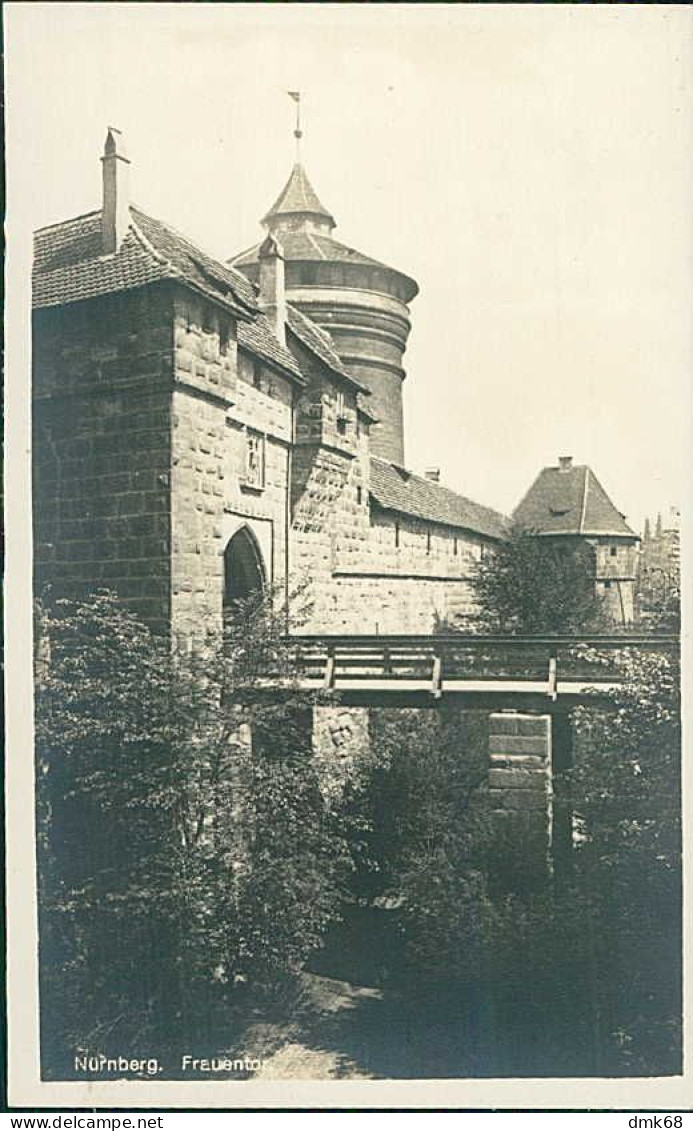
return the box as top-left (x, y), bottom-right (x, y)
top-left (262, 163), bottom-right (336, 235)
top-left (656, 511), bottom-right (663, 539)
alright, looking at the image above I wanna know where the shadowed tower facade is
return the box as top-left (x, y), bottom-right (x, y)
top-left (231, 155), bottom-right (418, 467)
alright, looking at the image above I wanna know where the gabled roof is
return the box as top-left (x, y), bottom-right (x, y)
top-left (286, 304), bottom-right (369, 395)
top-left (262, 163), bottom-right (335, 229)
top-left (33, 207), bottom-right (258, 316)
top-left (512, 462), bottom-right (637, 538)
top-left (33, 206), bottom-right (304, 382)
top-left (369, 457), bottom-right (508, 541)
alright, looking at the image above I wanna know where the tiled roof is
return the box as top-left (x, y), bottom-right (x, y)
top-left (132, 209), bottom-right (258, 312)
top-left (33, 205), bottom-right (307, 381)
top-left (286, 305), bottom-right (369, 394)
top-left (33, 207), bottom-right (259, 317)
top-left (231, 230), bottom-right (418, 299)
top-left (369, 458), bottom-right (508, 540)
top-left (238, 314), bottom-right (305, 383)
top-left (512, 463), bottom-right (637, 537)
top-left (262, 163), bottom-right (335, 228)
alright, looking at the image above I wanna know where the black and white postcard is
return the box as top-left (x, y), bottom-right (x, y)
top-left (5, 2), bottom-right (692, 1111)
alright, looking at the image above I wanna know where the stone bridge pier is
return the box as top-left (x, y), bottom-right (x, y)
top-left (487, 710), bottom-right (574, 888)
top-left (303, 703), bottom-right (575, 884)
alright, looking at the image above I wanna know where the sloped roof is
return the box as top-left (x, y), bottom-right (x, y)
top-left (369, 457), bottom-right (507, 540)
top-left (231, 229), bottom-right (419, 301)
top-left (133, 208), bottom-right (258, 311)
top-left (262, 163), bottom-right (335, 228)
top-left (512, 463), bottom-right (637, 538)
top-left (33, 206), bottom-right (304, 381)
top-left (286, 304), bottom-right (369, 394)
top-left (33, 207), bottom-right (258, 316)
top-left (237, 314), bottom-right (305, 383)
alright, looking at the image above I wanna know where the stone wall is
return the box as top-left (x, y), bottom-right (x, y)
top-left (488, 712), bottom-right (552, 886)
top-left (170, 290), bottom-right (295, 640)
top-left (33, 283), bottom-right (492, 641)
top-left (33, 286), bottom-right (174, 630)
top-left (325, 509), bottom-right (486, 634)
top-left (592, 537), bottom-right (637, 625)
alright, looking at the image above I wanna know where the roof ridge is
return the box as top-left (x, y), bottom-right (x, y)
top-left (306, 231), bottom-right (327, 260)
top-left (579, 467), bottom-right (590, 534)
top-left (129, 218), bottom-right (176, 270)
top-left (370, 457), bottom-right (507, 522)
top-left (132, 206), bottom-right (254, 286)
top-left (35, 209), bottom-right (101, 234)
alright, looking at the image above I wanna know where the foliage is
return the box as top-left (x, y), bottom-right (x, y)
top-left (635, 562), bottom-right (681, 632)
top-left (340, 708), bottom-right (497, 991)
top-left (35, 590), bottom-right (348, 1071)
top-left (564, 645), bottom-right (682, 1073)
top-left (471, 526), bottom-right (605, 633)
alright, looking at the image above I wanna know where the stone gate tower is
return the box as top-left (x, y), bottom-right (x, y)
top-left (231, 162), bottom-right (418, 466)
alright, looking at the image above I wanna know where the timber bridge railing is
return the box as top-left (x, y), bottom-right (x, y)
top-left (255, 633), bottom-right (680, 710)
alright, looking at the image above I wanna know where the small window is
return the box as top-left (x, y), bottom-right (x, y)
top-left (610, 546), bottom-right (618, 557)
top-left (395, 522), bottom-right (400, 548)
top-left (356, 486), bottom-right (363, 506)
top-left (244, 430), bottom-right (265, 489)
top-left (453, 537), bottom-right (458, 556)
top-left (252, 362), bottom-right (262, 389)
top-left (426, 530), bottom-right (432, 554)
top-left (336, 390), bottom-right (348, 434)
top-left (604, 580), bottom-right (612, 590)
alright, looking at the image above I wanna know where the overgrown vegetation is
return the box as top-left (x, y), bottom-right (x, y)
top-left (472, 526), bottom-right (605, 632)
top-left (35, 590), bottom-right (349, 1076)
top-left (35, 579), bottom-right (681, 1079)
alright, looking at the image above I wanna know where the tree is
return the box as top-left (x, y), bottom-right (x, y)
top-left (563, 644), bottom-right (682, 1074)
top-left (35, 590), bottom-right (348, 1074)
top-left (471, 526), bottom-right (605, 633)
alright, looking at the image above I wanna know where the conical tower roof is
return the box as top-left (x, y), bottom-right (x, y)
top-left (262, 163), bottom-right (336, 231)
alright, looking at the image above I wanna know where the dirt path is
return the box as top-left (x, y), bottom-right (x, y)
top-left (249, 974), bottom-right (385, 1080)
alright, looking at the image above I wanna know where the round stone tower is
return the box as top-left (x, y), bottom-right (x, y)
top-left (230, 163), bottom-right (418, 466)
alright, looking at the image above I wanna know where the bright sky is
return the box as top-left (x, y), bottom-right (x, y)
top-left (7, 3), bottom-right (693, 531)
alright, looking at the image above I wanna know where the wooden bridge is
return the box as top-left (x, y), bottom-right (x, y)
top-left (254, 633), bottom-right (679, 710)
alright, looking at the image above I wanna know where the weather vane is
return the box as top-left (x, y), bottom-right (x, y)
top-left (288, 90), bottom-right (302, 159)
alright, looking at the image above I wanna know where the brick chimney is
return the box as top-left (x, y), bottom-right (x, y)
top-left (558, 455), bottom-right (573, 471)
top-left (425, 467), bottom-right (441, 483)
top-left (258, 232), bottom-right (286, 346)
top-left (101, 127), bottom-right (131, 254)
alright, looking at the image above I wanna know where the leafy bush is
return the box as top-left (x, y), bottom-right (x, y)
top-left (35, 590), bottom-right (347, 1072)
top-left (471, 526), bottom-right (605, 633)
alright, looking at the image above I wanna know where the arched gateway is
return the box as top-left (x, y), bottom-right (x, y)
top-left (223, 526), bottom-right (267, 612)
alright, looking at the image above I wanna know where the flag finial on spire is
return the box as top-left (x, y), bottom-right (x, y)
top-left (288, 90), bottom-right (302, 159)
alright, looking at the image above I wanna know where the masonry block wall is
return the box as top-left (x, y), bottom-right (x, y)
top-left (488, 712), bottom-right (552, 886)
top-left (592, 538), bottom-right (637, 624)
top-left (331, 511), bottom-right (485, 633)
top-left (290, 344), bottom-right (369, 632)
top-left (225, 350), bottom-right (292, 595)
top-left (33, 286), bottom-right (174, 631)
top-left (170, 288), bottom-right (236, 640)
